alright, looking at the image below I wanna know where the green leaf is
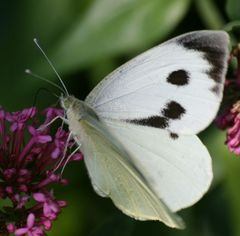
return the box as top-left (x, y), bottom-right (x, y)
top-left (48, 0), bottom-right (191, 75)
top-left (0, 0), bottom-right (92, 110)
top-left (226, 0), bottom-right (240, 21)
top-left (195, 0), bottom-right (225, 29)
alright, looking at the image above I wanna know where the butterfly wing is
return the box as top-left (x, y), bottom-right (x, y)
top-left (75, 113), bottom-right (184, 229)
top-left (102, 119), bottom-right (212, 212)
top-left (64, 31), bottom-right (228, 228)
top-left (85, 31), bottom-right (229, 135)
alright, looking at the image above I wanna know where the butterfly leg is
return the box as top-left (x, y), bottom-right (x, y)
top-left (38, 115), bottom-right (68, 131)
top-left (53, 131), bottom-right (73, 172)
top-left (60, 145), bottom-right (81, 175)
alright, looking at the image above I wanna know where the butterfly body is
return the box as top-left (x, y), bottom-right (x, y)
top-left (60, 31), bottom-right (229, 229)
top-left (61, 95), bottom-right (99, 125)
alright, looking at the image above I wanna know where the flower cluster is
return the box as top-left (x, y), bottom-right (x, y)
top-left (216, 44), bottom-right (240, 155)
top-left (0, 106), bottom-right (82, 235)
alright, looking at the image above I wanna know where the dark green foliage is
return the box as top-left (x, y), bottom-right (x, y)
top-left (1, 1), bottom-right (240, 235)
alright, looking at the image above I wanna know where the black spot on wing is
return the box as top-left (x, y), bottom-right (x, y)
top-left (177, 31), bottom-right (228, 84)
top-left (162, 101), bottom-right (186, 120)
top-left (127, 101), bottom-right (185, 129)
top-left (128, 116), bottom-right (169, 129)
top-left (167, 70), bottom-right (189, 86)
top-left (170, 132), bottom-right (179, 139)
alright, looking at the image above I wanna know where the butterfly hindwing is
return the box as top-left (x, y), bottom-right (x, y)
top-left (71, 111), bottom-right (184, 229)
top-left (85, 31), bottom-right (229, 135)
top-left (102, 119), bottom-right (212, 212)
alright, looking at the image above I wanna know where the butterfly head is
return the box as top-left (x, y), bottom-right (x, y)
top-left (60, 95), bottom-right (76, 111)
top-left (60, 95), bottom-right (99, 121)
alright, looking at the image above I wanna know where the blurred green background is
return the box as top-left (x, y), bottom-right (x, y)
top-left (1, 0), bottom-right (240, 235)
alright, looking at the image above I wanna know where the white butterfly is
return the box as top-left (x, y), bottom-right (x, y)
top-left (59, 31), bottom-right (229, 229)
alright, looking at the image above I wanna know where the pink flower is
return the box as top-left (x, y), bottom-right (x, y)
top-left (216, 108), bottom-right (235, 129)
top-left (15, 213), bottom-right (43, 236)
top-left (0, 106), bottom-right (82, 235)
top-left (216, 45), bottom-right (240, 155)
top-left (33, 192), bottom-right (67, 220)
top-left (6, 107), bottom-right (36, 132)
top-left (51, 129), bottom-right (69, 159)
top-left (43, 108), bottom-right (64, 125)
top-left (217, 103), bottom-right (240, 155)
top-left (226, 110), bottom-right (240, 155)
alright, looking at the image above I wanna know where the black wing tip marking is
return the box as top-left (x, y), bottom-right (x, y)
top-left (177, 31), bottom-right (229, 86)
top-left (126, 31), bottom-right (229, 131)
top-left (167, 70), bottom-right (189, 86)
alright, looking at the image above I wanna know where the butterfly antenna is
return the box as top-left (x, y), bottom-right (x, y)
top-left (33, 38), bottom-right (69, 96)
top-left (25, 69), bottom-right (65, 95)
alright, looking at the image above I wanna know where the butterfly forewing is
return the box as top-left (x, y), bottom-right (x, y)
top-left (85, 31), bottom-right (229, 136)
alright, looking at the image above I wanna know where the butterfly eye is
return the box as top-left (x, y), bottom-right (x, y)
top-left (61, 96), bottom-right (73, 110)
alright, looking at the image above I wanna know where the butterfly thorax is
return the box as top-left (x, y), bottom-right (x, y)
top-left (60, 95), bottom-right (99, 136)
top-left (61, 94), bottom-right (96, 117)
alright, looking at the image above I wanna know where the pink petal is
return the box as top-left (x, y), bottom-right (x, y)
top-left (28, 126), bottom-right (37, 135)
top-left (33, 193), bottom-right (46, 202)
top-left (71, 153), bottom-right (83, 161)
top-left (15, 228), bottom-right (29, 235)
top-left (58, 200), bottom-right (67, 207)
top-left (43, 203), bottom-right (57, 219)
top-left (37, 135), bottom-right (52, 143)
top-left (51, 148), bottom-right (61, 159)
top-left (27, 213), bottom-right (35, 228)
top-left (49, 202), bottom-right (59, 213)
top-left (43, 203), bottom-right (51, 216)
top-left (32, 226), bottom-right (44, 235)
top-left (42, 220), bottom-right (52, 230)
top-left (7, 223), bottom-right (15, 233)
